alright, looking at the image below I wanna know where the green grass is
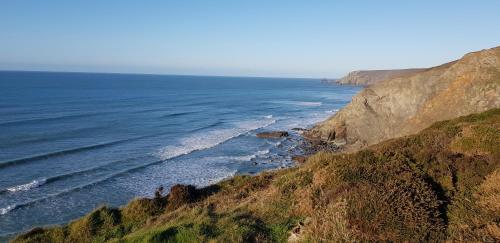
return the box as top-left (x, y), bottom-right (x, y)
top-left (13, 108), bottom-right (500, 242)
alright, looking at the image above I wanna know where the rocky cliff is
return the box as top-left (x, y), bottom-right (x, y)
top-left (308, 46), bottom-right (500, 150)
top-left (335, 68), bottom-right (427, 86)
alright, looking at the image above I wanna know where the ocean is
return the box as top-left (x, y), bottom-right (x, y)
top-left (0, 71), bottom-right (360, 239)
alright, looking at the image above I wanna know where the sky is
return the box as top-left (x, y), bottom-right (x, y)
top-left (1, 1), bottom-right (500, 78)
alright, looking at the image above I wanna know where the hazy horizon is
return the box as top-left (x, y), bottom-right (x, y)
top-left (0, 69), bottom-right (325, 80)
top-left (1, 1), bottom-right (500, 78)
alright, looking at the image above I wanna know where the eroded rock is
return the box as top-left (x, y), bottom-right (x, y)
top-left (256, 131), bottom-right (289, 138)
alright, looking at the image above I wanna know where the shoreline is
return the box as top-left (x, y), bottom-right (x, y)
top-left (3, 125), bottom-right (337, 242)
top-left (0, 97), bottom-right (347, 242)
top-left (0, 72), bottom-right (364, 240)
top-left (10, 95), bottom-right (500, 241)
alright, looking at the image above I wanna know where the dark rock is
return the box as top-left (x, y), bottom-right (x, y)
top-left (310, 139), bottom-right (326, 146)
top-left (256, 131), bottom-right (289, 138)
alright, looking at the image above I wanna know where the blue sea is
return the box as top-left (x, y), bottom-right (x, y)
top-left (0, 71), bottom-right (360, 239)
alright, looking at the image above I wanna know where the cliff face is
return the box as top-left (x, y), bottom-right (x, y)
top-left (336, 68), bottom-right (427, 86)
top-left (308, 46), bottom-right (500, 150)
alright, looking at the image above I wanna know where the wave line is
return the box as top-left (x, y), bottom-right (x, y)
top-left (0, 136), bottom-right (149, 169)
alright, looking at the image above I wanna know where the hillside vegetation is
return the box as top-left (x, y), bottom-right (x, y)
top-left (14, 108), bottom-right (500, 242)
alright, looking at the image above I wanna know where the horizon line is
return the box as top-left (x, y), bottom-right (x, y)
top-left (0, 69), bottom-right (334, 80)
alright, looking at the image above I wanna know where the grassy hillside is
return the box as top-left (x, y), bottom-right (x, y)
top-left (14, 108), bottom-right (500, 242)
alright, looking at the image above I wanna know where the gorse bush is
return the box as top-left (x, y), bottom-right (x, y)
top-left (14, 108), bottom-right (500, 242)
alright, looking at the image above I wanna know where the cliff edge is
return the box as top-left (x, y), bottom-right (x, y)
top-left (335, 68), bottom-right (426, 86)
top-left (307, 46), bottom-right (500, 150)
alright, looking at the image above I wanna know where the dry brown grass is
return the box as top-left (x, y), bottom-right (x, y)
top-left (477, 169), bottom-right (500, 212)
top-left (303, 198), bottom-right (354, 242)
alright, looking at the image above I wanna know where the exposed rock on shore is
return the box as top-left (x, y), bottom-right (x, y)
top-left (256, 131), bottom-right (289, 138)
top-left (308, 46), bottom-right (500, 150)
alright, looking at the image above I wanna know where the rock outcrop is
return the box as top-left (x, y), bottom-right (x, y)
top-left (335, 68), bottom-right (427, 86)
top-left (308, 46), bottom-right (500, 150)
top-left (256, 131), bottom-right (289, 138)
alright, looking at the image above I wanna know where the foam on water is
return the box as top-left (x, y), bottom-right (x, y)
top-left (6, 179), bottom-right (47, 193)
top-left (296, 101), bottom-right (322, 106)
top-left (325, 109), bottom-right (339, 114)
top-left (0, 205), bottom-right (16, 215)
top-left (119, 157), bottom-right (239, 197)
top-left (157, 118), bottom-right (275, 160)
top-left (271, 101), bottom-right (322, 107)
top-left (218, 149), bottom-right (270, 162)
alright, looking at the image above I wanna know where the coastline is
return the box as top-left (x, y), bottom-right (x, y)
top-left (13, 108), bottom-right (500, 242)
top-left (4, 122), bottom-right (336, 242)
top-left (9, 46), bottom-right (500, 242)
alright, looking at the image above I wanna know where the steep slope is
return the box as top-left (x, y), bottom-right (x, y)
top-left (308, 46), bottom-right (500, 150)
top-left (335, 68), bottom-right (426, 86)
top-left (13, 109), bottom-right (500, 242)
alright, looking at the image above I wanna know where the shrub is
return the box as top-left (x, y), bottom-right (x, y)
top-left (67, 206), bottom-right (123, 242)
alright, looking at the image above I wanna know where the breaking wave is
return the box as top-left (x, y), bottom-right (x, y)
top-left (271, 101), bottom-right (322, 107)
top-left (4, 179), bottom-right (47, 193)
top-left (157, 119), bottom-right (276, 160)
top-left (0, 205), bottom-right (16, 215)
top-left (218, 149), bottom-right (270, 162)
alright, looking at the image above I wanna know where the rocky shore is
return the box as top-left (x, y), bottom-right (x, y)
top-left (255, 128), bottom-right (341, 163)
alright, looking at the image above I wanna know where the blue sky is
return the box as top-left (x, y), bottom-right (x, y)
top-left (1, 1), bottom-right (499, 78)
